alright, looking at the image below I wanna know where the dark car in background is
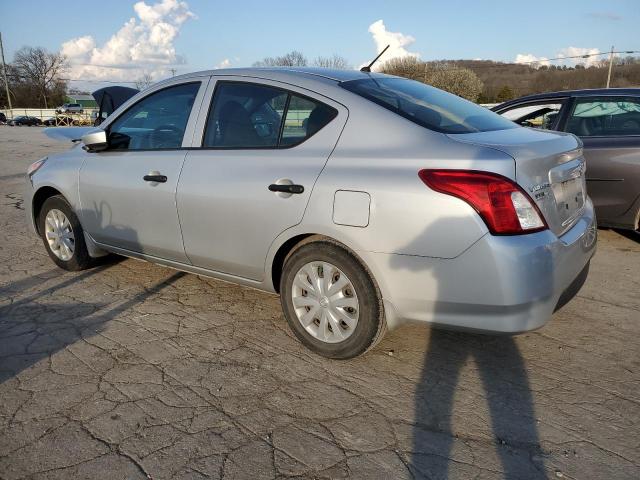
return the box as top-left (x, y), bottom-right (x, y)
top-left (0, 112), bottom-right (6, 124)
top-left (8, 116), bottom-right (42, 126)
top-left (493, 88), bottom-right (640, 231)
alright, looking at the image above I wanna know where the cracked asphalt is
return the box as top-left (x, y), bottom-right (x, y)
top-left (0, 127), bottom-right (639, 480)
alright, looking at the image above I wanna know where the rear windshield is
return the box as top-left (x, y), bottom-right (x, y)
top-left (340, 77), bottom-right (517, 134)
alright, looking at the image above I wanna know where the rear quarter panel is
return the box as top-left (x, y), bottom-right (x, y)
top-left (286, 102), bottom-right (516, 259)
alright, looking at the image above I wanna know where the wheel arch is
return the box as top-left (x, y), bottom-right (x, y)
top-left (269, 231), bottom-right (385, 302)
top-left (32, 186), bottom-right (64, 234)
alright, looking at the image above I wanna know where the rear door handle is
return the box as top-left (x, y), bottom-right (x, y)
top-left (268, 184), bottom-right (304, 194)
top-left (143, 174), bottom-right (167, 183)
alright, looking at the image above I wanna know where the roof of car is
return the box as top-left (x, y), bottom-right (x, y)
top-left (169, 67), bottom-right (387, 84)
top-left (495, 87), bottom-right (640, 109)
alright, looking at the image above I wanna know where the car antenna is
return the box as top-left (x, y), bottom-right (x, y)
top-left (360, 45), bottom-right (390, 72)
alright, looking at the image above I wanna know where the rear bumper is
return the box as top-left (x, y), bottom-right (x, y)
top-left (361, 198), bottom-right (597, 333)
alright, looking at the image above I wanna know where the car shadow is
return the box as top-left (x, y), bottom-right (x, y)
top-left (0, 267), bottom-right (185, 384)
top-left (387, 216), bottom-right (548, 479)
top-left (611, 227), bottom-right (640, 243)
top-left (0, 216), bottom-right (184, 384)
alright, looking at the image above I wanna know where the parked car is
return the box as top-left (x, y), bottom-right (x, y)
top-left (0, 112), bottom-right (6, 124)
top-left (56, 103), bottom-right (84, 114)
top-left (27, 68), bottom-right (596, 358)
top-left (493, 89), bottom-right (640, 231)
top-left (8, 115), bottom-right (41, 126)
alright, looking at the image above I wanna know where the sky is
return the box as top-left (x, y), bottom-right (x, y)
top-left (1, 0), bottom-right (639, 90)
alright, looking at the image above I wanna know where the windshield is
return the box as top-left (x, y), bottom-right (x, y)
top-left (340, 77), bottom-right (517, 134)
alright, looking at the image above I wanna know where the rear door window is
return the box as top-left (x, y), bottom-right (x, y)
top-left (566, 97), bottom-right (640, 136)
top-left (204, 83), bottom-right (287, 148)
top-left (281, 95), bottom-right (338, 146)
top-left (203, 82), bottom-right (338, 148)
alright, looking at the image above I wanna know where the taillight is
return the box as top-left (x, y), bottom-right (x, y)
top-left (418, 169), bottom-right (547, 235)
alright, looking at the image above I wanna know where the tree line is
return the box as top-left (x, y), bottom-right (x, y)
top-left (253, 51), bottom-right (640, 103)
top-left (2, 46), bottom-right (639, 109)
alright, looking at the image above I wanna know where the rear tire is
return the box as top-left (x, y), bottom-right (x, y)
top-left (38, 195), bottom-right (92, 271)
top-left (280, 239), bottom-right (386, 359)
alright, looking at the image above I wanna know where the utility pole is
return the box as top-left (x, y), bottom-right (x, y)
top-left (0, 32), bottom-right (13, 112)
top-left (606, 45), bottom-right (614, 88)
top-left (170, 68), bottom-right (177, 77)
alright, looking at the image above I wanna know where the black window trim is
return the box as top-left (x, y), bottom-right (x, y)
top-left (563, 95), bottom-right (640, 139)
top-left (200, 80), bottom-right (339, 150)
top-left (102, 80), bottom-right (203, 152)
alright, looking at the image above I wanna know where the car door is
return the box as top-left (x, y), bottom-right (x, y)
top-left (79, 77), bottom-right (209, 262)
top-left (562, 95), bottom-right (640, 222)
top-left (177, 77), bottom-right (347, 280)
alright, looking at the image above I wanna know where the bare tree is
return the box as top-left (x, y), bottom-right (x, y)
top-left (253, 51), bottom-right (308, 67)
top-left (313, 54), bottom-right (350, 69)
top-left (13, 47), bottom-right (67, 108)
top-left (135, 73), bottom-right (154, 91)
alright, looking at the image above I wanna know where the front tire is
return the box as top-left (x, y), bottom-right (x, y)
top-left (280, 239), bottom-right (386, 359)
top-left (38, 195), bottom-right (92, 271)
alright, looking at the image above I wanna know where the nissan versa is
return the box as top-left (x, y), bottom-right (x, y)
top-left (26, 68), bottom-right (597, 359)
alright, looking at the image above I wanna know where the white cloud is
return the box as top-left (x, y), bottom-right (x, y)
top-left (514, 53), bottom-right (550, 68)
top-left (362, 20), bottom-right (419, 70)
top-left (216, 58), bottom-right (231, 69)
top-left (557, 47), bottom-right (602, 67)
top-left (61, 0), bottom-right (195, 84)
top-left (515, 47), bottom-right (602, 68)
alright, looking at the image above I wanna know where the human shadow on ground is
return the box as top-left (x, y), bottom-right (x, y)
top-left (388, 216), bottom-right (548, 479)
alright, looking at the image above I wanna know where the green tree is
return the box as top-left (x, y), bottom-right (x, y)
top-left (496, 85), bottom-right (515, 102)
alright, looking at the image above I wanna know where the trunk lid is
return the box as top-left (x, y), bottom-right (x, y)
top-left (448, 127), bottom-right (586, 236)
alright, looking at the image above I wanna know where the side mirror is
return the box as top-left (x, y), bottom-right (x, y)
top-left (82, 129), bottom-right (108, 152)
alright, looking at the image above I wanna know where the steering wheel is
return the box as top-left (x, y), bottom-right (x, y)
top-left (150, 124), bottom-right (183, 148)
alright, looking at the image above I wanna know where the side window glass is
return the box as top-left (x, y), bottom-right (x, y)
top-left (108, 82), bottom-right (200, 150)
top-left (204, 83), bottom-right (287, 147)
top-left (501, 103), bottom-right (563, 130)
top-left (281, 95), bottom-right (338, 146)
top-left (566, 98), bottom-right (640, 137)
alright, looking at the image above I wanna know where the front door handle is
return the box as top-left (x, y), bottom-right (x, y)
top-left (143, 174), bottom-right (167, 183)
top-left (268, 183), bottom-right (304, 194)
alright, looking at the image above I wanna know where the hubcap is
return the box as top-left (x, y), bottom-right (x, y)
top-left (291, 261), bottom-right (359, 344)
top-left (44, 209), bottom-right (75, 261)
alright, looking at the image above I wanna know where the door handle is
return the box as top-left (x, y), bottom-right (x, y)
top-left (143, 174), bottom-right (167, 183)
top-left (268, 183), bottom-right (304, 194)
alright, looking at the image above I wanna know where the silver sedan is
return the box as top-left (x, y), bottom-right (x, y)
top-left (26, 68), bottom-right (597, 358)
